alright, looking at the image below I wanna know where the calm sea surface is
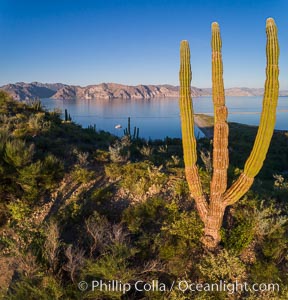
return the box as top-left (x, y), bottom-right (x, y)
top-left (40, 96), bottom-right (288, 140)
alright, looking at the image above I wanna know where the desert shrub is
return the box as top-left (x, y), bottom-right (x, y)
top-left (82, 243), bottom-right (137, 299)
top-left (161, 212), bottom-right (202, 248)
top-left (25, 99), bottom-right (43, 111)
top-left (85, 212), bottom-right (111, 257)
top-left (273, 174), bottom-right (288, 190)
top-left (109, 136), bottom-right (131, 162)
top-left (158, 144), bottom-right (168, 153)
top-left (43, 221), bottom-right (61, 274)
top-left (41, 154), bottom-right (64, 188)
top-left (198, 167), bottom-right (211, 194)
top-left (104, 162), bottom-right (122, 180)
top-left (248, 200), bottom-right (288, 263)
top-left (85, 186), bottom-right (123, 221)
top-left (139, 143), bottom-right (154, 158)
top-left (123, 197), bottom-right (168, 235)
top-left (27, 112), bottom-right (50, 136)
top-left (84, 212), bottom-right (130, 257)
top-left (93, 149), bottom-right (110, 162)
top-left (200, 150), bottom-right (212, 174)
top-left (71, 167), bottom-right (95, 184)
top-left (122, 197), bottom-right (171, 261)
top-left (7, 200), bottom-right (31, 223)
top-left (222, 220), bottom-right (255, 254)
top-left (0, 203), bottom-right (9, 226)
top-left (171, 177), bottom-right (190, 199)
top-left (249, 260), bottom-right (280, 283)
top-left (6, 276), bottom-right (65, 300)
top-left (0, 127), bottom-right (10, 150)
top-left (4, 139), bottom-right (35, 168)
top-left (59, 201), bottom-right (83, 225)
top-left (252, 201), bottom-right (287, 241)
top-left (123, 197), bottom-right (203, 274)
top-left (62, 244), bottom-right (85, 284)
top-left (0, 90), bottom-right (14, 110)
top-left (261, 229), bottom-right (287, 262)
top-left (161, 201), bottom-right (203, 244)
top-left (17, 154), bottom-right (64, 201)
top-left (72, 149), bottom-right (89, 167)
top-left (157, 202), bottom-right (203, 275)
top-left (84, 242), bottom-right (136, 281)
top-left (198, 249), bottom-right (247, 283)
top-left (18, 161), bottom-right (43, 201)
top-left (197, 252), bottom-right (249, 299)
top-left (106, 161), bottom-right (167, 199)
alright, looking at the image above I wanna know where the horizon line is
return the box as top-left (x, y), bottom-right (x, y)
top-left (1, 81), bottom-right (284, 91)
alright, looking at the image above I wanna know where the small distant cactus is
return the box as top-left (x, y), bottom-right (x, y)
top-left (124, 117), bottom-right (139, 140)
top-left (87, 124), bottom-right (97, 133)
top-left (64, 109), bottom-right (72, 122)
top-left (179, 18), bottom-right (279, 249)
top-left (64, 109), bottom-right (68, 122)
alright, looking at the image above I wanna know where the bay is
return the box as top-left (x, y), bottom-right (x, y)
top-left (40, 96), bottom-right (288, 140)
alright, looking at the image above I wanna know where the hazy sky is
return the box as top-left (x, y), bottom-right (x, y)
top-left (1, 0), bottom-right (288, 88)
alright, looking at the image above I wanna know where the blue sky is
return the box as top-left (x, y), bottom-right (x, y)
top-left (0, 0), bottom-right (288, 88)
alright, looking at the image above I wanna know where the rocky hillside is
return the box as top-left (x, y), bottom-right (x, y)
top-left (1, 82), bottom-right (287, 100)
top-left (51, 83), bottom-right (213, 100)
top-left (1, 82), bottom-right (67, 101)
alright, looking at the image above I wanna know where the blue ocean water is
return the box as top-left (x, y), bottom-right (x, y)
top-left (40, 96), bottom-right (288, 140)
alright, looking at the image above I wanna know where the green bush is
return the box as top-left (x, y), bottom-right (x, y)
top-left (7, 200), bottom-right (31, 222)
top-left (105, 161), bottom-right (167, 198)
top-left (6, 276), bottom-right (65, 300)
top-left (4, 139), bottom-right (35, 168)
top-left (18, 154), bottom-right (64, 201)
top-left (261, 229), bottom-right (287, 261)
top-left (159, 208), bottom-right (203, 275)
top-left (161, 201), bottom-right (203, 244)
top-left (18, 161), bottom-right (42, 201)
top-left (123, 197), bottom-right (168, 234)
top-left (71, 167), bottom-right (95, 184)
top-left (82, 244), bottom-right (137, 299)
top-left (249, 260), bottom-right (280, 283)
top-left (41, 154), bottom-right (64, 188)
top-left (221, 221), bottom-right (255, 254)
top-left (198, 249), bottom-right (247, 282)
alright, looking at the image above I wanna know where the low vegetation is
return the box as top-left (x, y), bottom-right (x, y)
top-left (0, 91), bottom-right (287, 299)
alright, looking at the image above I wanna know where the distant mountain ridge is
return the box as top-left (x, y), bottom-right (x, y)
top-left (1, 82), bottom-right (288, 101)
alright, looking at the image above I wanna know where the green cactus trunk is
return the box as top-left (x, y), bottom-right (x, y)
top-left (128, 117), bottom-right (131, 136)
top-left (179, 18), bottom-right (279, 249)
top-left (179, 41), bottom-right (208, 222)
top-left (64, 109), bottom-right (68, 122)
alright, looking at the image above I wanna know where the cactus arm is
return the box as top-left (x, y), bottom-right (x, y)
top-left (210, 22), bottom-right (229, 197)
top-left (223, 18), bottom-right (279, 206)
top-left (179, 40), bottom-right (208, 221)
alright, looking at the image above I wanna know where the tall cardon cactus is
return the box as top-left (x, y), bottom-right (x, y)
top-left (179, 18), bottom-right (279, 249)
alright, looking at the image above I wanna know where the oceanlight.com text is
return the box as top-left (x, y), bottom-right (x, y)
top-left (78, 279), bottom-right (280, 295)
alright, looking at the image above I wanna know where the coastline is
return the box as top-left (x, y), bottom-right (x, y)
top-left (194, 113), bottom-right (288, 139)
top-left (194, 114), bottom-right (214, 138)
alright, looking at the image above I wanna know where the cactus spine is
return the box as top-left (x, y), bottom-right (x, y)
top-left (179, 18), bottom-right (279, 249)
